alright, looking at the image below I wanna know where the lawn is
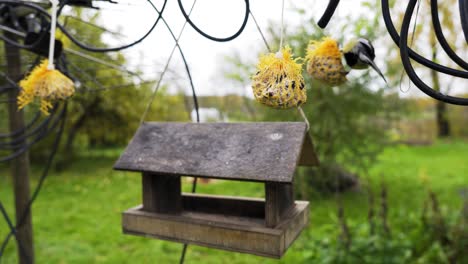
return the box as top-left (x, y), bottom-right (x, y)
top-left (0, 141), bottom-right (467, 263)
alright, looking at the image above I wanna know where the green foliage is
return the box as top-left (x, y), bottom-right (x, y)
top-left (61, 11), bottom-right (191, 140)
top-left (224, 3), bottom-right (399, 192)
top-left (22, 9), bottom-right (190, 163)
top-left (448, 103), bottom-right (468, 138)
top-left (303, 220), bottom-right (420, 264)
top-left (301, 201), bottom-right (467, 264)
top-left (67, 86), bottom-right (189, 147)
top-left (391, 97), bottom-right (468, 141)
top-left (1, 141), bottom-right (466, 263)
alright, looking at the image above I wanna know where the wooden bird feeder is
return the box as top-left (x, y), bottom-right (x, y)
top-left (114, 122), bottom-right (319, 258)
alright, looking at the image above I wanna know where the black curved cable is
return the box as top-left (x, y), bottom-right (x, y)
top-left (317, 0), bottom-right (340, 29)
top-left (0, 30), bottom-right (49, 51)
top-left (0, 103), bottom-right (67, 263)
top-left (0, 114), bottom-right (53, 149)
top-left (0, 1), bottom-right (50, 50)
top-left (381, 0), bottom-right (468, 79)
top-left (0, 113), bottom-right (41, 139)
top-left (460, 0), bottom-right (468, 43)
top-left (0, 105), bottom-right (62, 162)
top-left (0, 202), bottom-right (32, 264)
top-left (0, 57), bottom-right (47, 140)
top-left (400, 0), bottom-right (468, 105)
top-left (16, 104), bottom-right (67, 229)
top-left (431, 0), bottom-right (468, 70)
top-left (147, 0), bottom-right (199, 121)
top-left (0, 112), bottom-right (43, 141)
top-left (54, 0), bottom-right (168, 53)
top-left (177, 0), bottom-right (249, 42)
top-left (0, 0), bottom-right (168, 53)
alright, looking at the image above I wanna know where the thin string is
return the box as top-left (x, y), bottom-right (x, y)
top-left (278, 0), bottom-right (309, 131)
top-left (297, 106), bottom-right (310, 131)
top-left (253, 0), bottom-right (309, 130)
top-left (249, 10), bottom-right (271, 52)
top-left (399, 0), bottom-right (422, 93)
top-left (278, 0), bottom-right (285, 52)
top-left (65, 48), bottom-right (142, 81)
top-left (139, 0), bottom-right (198, 124)
top-left (48, 0), bottom-right (59, 70)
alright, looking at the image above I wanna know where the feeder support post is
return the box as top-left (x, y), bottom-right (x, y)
top-left (265, 182), bottom-right (294, 227)
top-left (4, 33), bottom-right (35, 264)
top-left (142, 173), bottom-right (182, 214)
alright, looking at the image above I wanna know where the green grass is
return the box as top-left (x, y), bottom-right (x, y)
top-left (1, 141), bottom-right (467, 263)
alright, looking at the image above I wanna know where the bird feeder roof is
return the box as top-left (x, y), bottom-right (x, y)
top-left (114, 122), bottom-right (319, 183)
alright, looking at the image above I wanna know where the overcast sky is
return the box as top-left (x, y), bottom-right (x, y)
top-left (62, 0), bottom-right (466, 98)
top-left (68, 0), bottom-right (367, 95)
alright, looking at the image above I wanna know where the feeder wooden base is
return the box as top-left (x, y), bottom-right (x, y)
top-left (122, 194), bottom-right (309, 258)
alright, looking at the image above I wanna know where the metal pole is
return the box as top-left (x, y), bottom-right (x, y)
top-left (4, 33), bottom-right (35, 264)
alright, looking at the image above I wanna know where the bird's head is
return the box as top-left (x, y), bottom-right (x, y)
top-left (342, 38), bottom-right (387, 83)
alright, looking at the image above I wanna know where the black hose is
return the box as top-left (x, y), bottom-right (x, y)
top-left (431, 0), bottom-right (468, 70)
top-left (0, 1), bottom-right (50, 50)
top-left (460, 0), bottom-right (468, 43)
top-left (400, 0), bottom-right (468, 105)
top-left (318, 0), bottom-right (340, 29)
top-left (381, 0), bottom-right (468, 79)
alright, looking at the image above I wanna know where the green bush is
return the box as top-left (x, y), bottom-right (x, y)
top-left (300, 192), bottom-right (467, 264)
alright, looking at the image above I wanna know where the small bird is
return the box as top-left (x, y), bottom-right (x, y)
top-left (306, 37), bottom-right (387, 86)
top-left (342, 38), bottom-right (387, 83)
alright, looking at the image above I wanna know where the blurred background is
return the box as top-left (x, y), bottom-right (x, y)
top-left (0, 0), bottom-right (467, 263)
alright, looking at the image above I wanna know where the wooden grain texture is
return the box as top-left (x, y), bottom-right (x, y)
top-left (278, 203), bottom-right (310, 247)
top-left (122, 201), bottom-right (309, 258)
top-left (299, 133), bottom-right (320, 166)
top-left (142, 173), bottom-right (181, 214)
top-left (182, 193), bottom-right (265, 218)
top-left (265, 183), bottom-right (294, 228)
top-left (114, 122), bottom-right (319, 183)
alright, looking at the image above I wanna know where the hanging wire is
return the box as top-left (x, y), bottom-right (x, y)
top-left (278, 0), bottom-right (310, 128)
top-left (64, 48), bottom-right (142, 80)
top-left (138, 1), bottom-right (201, 262)
top-left (399, 0), bottom-right (422, 93)
top-left (252, 1), bottom-right (311, 128)
top-left (148, 2), bottom-right (200, 123)
top-left (279, 0), bottom-right (285, 51)
top-left (249, 10), bottom-right (271, 52)
top-left (62, 15), bottom-right (126, 38)
top-left (298, 106), bottom-right (310, 130)
top-left (398, 0), bottom-right (468, 106)
top-left (139, 0), bottom-right (198, 124)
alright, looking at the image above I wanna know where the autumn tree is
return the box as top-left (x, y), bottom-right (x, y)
top-left (388, 0), bottom-right (467, 138)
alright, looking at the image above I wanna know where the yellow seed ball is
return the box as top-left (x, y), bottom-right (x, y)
top-left (251, 47), bottom-right (307, 109)
top-left (306, 37), bottom-right (348, 86)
